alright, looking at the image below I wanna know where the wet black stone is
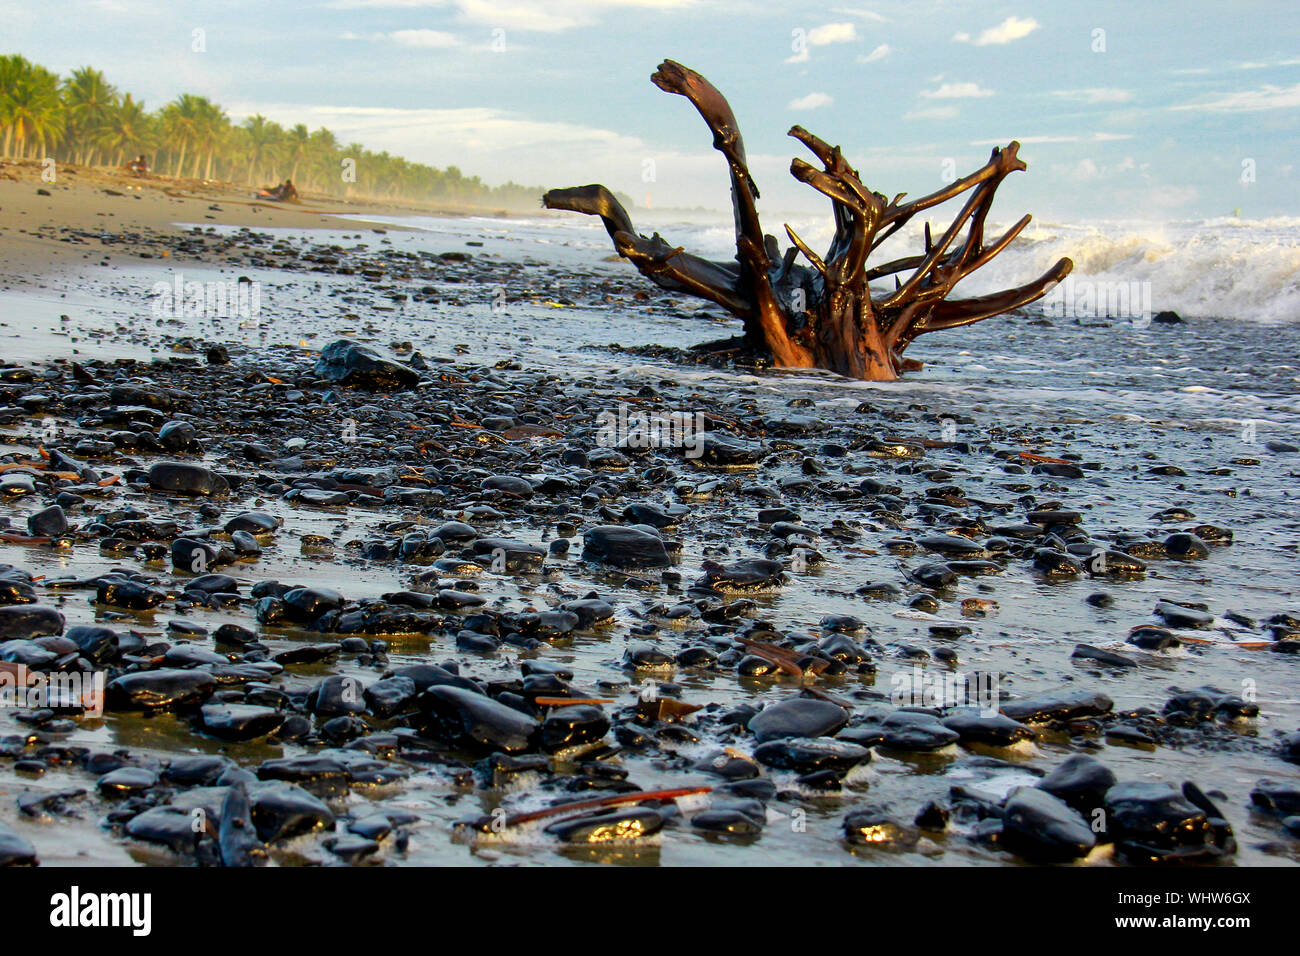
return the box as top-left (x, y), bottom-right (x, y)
top-left (1001, 787), bottom-right (1095, 862)
top-left (1154, 600), bottom-right (1213, 629)
top-left (419, 685), bottom-right (539, 752)
top-left (545, 807), bottom-right (664, 842)
top-left (1164, 687), bottom-right (1259, 721)
top-left (283, 586), bottom-right (345, 623)
top-left (364, 676), bottom-right (418, 717)
top-left (910, 562), bottom-right (956, 589)
top-left (107, 668), bottom-right (216, 711)
top-left (843, 808), bottom-right (919, 848)
top-left (1127, 626), bottom-right (1181, 651)
top-left (941, 711), bottom-right (1035, 746)
top-left (308, 675), bottom-right (367, 717)
top-left (162, 755), bottom-right (234, 786)
top-left (27, 505), bottom-right (68, 537)
top-left (200, 704), bottom-right (285, 741)
top-left (248, 781), bottom-right (336, 841)
top-left (1038, 755), bottom-right (1116, 816)
top-left (1071, 643), bottom-right (1138, 668)
top-left (690, 808), bottom-right (763, 837)
top-left (0, 821), bottom-right (37, 865)
top-left (96, 577), bottom-right (166, 609)
top-left (0, 605), bottom-right (63, 640)
top-left (214, 623), bottom-right (258, 647)
top-left (97, 766), bottom-right (159, 795)
top-left (1164, 532), bottom-right (1210, 560)
top-left (1250, 779), bottom-right (1300, 817)
top-left (582, 525), bottom-right (671, 569)
top-left (541, 705), bottom-right (611, 751)
top-left (1001, 689), bottom-right (1113, 724)
top-left (219, 782), bottom-right (268, 867)
top-left (748, 698), bottom-right (848, 742)
top-left (697, 558), bottom-right (784, 592)
top-left (315, 339), bottom-right (419, 391)
top-left (148, 461), bottom-right (229, 496)
top-left (1105, 781), bottom-right (1217, 861)
top-left (753, 737), bottom-right (871, 774)
top-left (881, 711), bottom-right (960, 751)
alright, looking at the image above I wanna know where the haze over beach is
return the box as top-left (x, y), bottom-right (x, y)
top-left (0, 0), bottom-right (1298, 902)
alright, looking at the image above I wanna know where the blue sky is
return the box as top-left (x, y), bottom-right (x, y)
top-left (5, 0), bottom-right (1299, 220)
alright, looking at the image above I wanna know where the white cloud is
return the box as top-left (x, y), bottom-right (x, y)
top-left (789, 92), bottom-right (834, 110)
top-left (1172, 82), bottom-right (1300, 112)
top-left (389, 29), bottom-right (459, 48)
top-left (970, 133), bottom-right (1134, 146)
top-left (327, 0), bottom-right (695, 32)
top-left (1052, 88), bottom-right (1133, 104)
top-left (857, 43), bottom-right (891, 64)
top-left (905, 105), bottom-right (959, 121)
top-left (786, 22), bottom-right (858, 62)
top-left (955, 16), bottom-right (1039, 46)
top-left (831, 6), bottom-right (888, 22)
top-left (921, 82), bottom-right (994, 99)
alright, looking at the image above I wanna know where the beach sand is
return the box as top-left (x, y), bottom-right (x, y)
top-left (0, 157), bottom-right (510, 283)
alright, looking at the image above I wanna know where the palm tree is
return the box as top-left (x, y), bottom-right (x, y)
top-left (189, 97), bottom-right (227, 180)
top-left (240, 113), bottom-right (278, 184)
top-left (100, 93), bottom-right (152, 167)
top-left (61, 66), bottom-right (118, 165)
top-left (282, 122), bottom-right (310, 182)
top-left (159, 93), bottom-right (207, 177)
top-left (3, 61), bottom-right (63, 159)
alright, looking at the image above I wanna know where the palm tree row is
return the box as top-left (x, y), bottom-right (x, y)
top-left (0, 54), bottom-right (538, 206)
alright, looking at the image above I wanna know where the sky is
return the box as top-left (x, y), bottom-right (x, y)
top-left (4, 0), bottom-right (1299, 221)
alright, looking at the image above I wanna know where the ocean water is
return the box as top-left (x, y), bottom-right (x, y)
top-left (355, 209), bottom-right (1300, 324)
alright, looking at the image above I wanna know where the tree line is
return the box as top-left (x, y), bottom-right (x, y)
top-left (0, 54), bottom-right (541, 207)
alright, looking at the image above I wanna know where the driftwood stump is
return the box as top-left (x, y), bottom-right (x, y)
top-left (545, 60), bottom-right (1073, 380)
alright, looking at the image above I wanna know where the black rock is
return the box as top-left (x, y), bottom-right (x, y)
top-left (582, 525), bottom-right (671, 569)
top-left (200, 704), bottom-right (285, 741)
top-left (941, 711), bottom-right (1035, 747)
top-left (1072, 643), bottom-right (1138, 668)
top-left (541, 704), bottom-right (610, 751)
top-left (1001, 689), bottom-right (1113, 724)
top-left (107, 668), bottom-right (216, 711)
top-left (881, 711), bottom-right (960, 751)
top-left (545, 807), bottom-right (664, 843)
top-left (27, 505), bottom-right (68, 537)
top-left (148, 461), bottom-right (229, 496)
top-left (219, 783), bottom-right (268, 867)
top-left (0, 821), bottom-right (37, 865)
top-left (314, 339), bottom-right (420, 391)
top-left (753, 737), bottom-right (871, 774)
top-left (1038, 755), bottom-right (1116, 816)
top-left (747, 698), bottom-right (848, 742)
top-left (419, 685), bottom-right (539, 752)
top-left (1001, 787), bottom-right (1095, 862)
top-left (1104, 781), bottom-right (1217, 862)
top-left (689, 808), bottom-right (763, 837)
top-left (843, 808), bottom-right (919, 848)
top-left (0, 605), bottom-right (63, 640)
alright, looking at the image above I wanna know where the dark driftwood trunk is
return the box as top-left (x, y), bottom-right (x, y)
top-left (544, 60), bottom-right (1073, 381)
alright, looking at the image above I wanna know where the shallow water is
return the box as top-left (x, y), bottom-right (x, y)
top-left (1, 215), bottom-right (1297, 866)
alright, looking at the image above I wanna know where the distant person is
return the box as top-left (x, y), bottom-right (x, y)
top-left (255, 179), bottom-right (298, 201)
top-left (127, 155), bottom-right (148, 177)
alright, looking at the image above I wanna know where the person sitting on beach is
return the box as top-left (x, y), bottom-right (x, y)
top-left (127, 155), bottom-right (149, 177)
top-left (280, 179), bottom-right (298, 201)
